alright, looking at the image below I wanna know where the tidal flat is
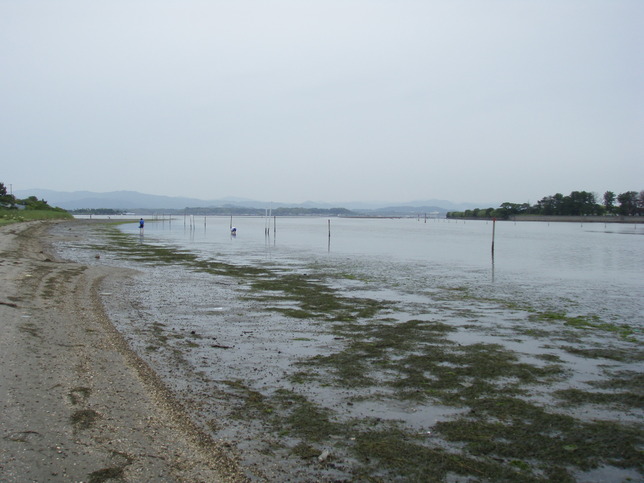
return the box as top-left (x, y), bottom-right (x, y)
top-left (54, 219), bottom-right (643, 482)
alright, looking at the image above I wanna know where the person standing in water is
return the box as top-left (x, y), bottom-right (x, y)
top-left (139, 218), bottom-right (144, 232)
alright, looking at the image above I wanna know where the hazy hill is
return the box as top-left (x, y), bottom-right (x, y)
top-left (14, 189), bottom-right (491, 214)
top-left (14, 189), bottom-right (209, 210)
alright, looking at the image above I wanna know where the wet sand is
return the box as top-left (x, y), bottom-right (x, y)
top-left (0, 221), bottom-right (246, 482)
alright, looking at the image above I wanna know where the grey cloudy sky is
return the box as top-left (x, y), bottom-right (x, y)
top-left (1, 1), bottom-right (642, 205)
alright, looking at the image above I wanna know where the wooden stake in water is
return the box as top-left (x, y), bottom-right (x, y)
top-left (491, 218), bottom-right (496, 255)
top-left (265, 208), bottom-right (269, 235)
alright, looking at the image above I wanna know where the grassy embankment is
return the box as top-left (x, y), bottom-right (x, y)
top-left (0, 209), bottom-right (73, 226)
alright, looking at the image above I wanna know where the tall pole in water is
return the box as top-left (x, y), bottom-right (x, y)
top-left (265, 208), bottom-right (270, 235)
top-left (491, 218), bottom-right (496, 255)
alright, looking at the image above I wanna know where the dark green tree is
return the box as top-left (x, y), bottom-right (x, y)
top-left (617, 191), bottom-right (638, 216)
top-left (21, 196), bottom-right (51, 210)
top-left (567, 191), bottom-right (597, 215)
top-left (536, 196), bottom-right (555, 215)
top-left (0, 182), bottom-right (16, 205)
top-left (497, 202), bottom-right (525, 219)
top-left (552, 193), bottom-right (565, 215)
top-left (603, 191), bottom-right (616, 214)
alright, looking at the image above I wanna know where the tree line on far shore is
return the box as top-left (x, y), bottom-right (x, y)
top-left (447, 190), bottom-right (644, 220)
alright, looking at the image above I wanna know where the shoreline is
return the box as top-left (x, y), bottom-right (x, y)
top-left (0, 220), bottom-right (245, 482)
top-left (448, 215), bottom-right (641, 223)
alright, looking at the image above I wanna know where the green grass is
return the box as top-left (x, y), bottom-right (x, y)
top-left (0, 208), bottom-right (73, 225)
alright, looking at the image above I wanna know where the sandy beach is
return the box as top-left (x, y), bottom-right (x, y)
top-left (0, 221), bottom-right (245, 482)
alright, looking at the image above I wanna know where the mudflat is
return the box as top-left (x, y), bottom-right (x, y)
top-left (0, 221), bottom-right (245, 482)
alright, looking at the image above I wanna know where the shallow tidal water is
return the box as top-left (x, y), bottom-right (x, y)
top-left (56, 217), bottom-right (643, 482)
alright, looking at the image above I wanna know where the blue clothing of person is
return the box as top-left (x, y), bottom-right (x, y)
top-left (139, 218), bottom-right (144, 229)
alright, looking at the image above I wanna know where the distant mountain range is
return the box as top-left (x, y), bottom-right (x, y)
top-left (15, 189), bottom-right (495, 215)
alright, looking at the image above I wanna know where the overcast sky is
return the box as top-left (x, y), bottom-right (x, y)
top-left (1, 1), bottom-right (642, 205)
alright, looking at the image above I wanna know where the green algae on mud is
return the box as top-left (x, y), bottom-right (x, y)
top-left (297, 318), bottom-right (564, 401)
top-left (90, 224), bottom-right (388, 322)
top-left (81, 223), bottom-right (643, 481)
top-left (208, 378), bottom-right (643, 482)
top-left (87, 467), bottom-right (125, 483)
top-left (435, 283), bottom-right (640, 341)
top-left (70, 409), bottom-right (101, 431)
top-left (68, 387), bottom-right (92, 406)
